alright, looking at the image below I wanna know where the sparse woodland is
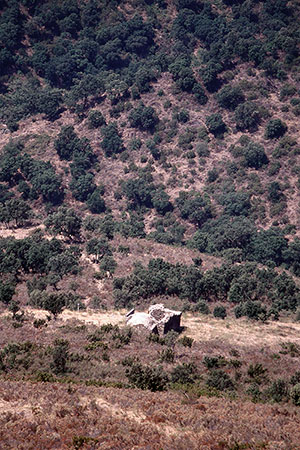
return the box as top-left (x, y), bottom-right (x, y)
top-left (1, 0), bottom-right (300, 448)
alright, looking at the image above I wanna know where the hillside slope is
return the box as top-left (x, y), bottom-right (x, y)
top-left (1, 1), bottom-right (300, 447)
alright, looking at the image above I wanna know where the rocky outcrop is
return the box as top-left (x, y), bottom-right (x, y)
top-left (125, 304), bottom-right (182, 335)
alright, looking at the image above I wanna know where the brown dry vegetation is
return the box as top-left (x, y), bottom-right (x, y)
top-left (0, 378), bottom-right (300, 449)
top-left (0, 310), bottom-right (300, 450)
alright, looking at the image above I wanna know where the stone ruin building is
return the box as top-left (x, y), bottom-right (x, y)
top-left (125, 303), bottom-right (182, 335)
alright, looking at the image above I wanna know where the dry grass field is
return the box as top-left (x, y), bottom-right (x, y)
top-left (1, 380), bottom-right (300, 449)
top-left (0, 308), bottom-right (300, 449)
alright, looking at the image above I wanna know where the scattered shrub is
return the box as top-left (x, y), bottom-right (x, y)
top-left (267, 379), bottom-right (289, 403)
top-left (234, 102), bottom-right (261, 131)
top-left (126, 363), bottom-right (168, 391)
top-left (203, 355), bottom-right (226, 369)
top-left (290, 383), bottom-right (300, 406)
top-left (265, 119), bottom-right (287, 139)
top-left (206, 370), bottom-right (234, 391)
top-left (88, 110), bottom-right (106, 128)
top-left (247, 363), bottom-right (268, 384)
top-left (178, 336), bottom-right (193, 348)
top-left (213, 306), bottom-right (227, 319)
top-left (206, 113), bottom-right (227, 137)
top-left (159, 348), bottom-right (175, 363)
top-left (216, 85), bottom-right (245, 110)
top-left (243, 142), bottom-right (268, 169)
top-left (171, 362), bottom-right (198, 384)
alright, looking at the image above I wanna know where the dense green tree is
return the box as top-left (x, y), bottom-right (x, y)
top-left (45, 207), bottom-right (82, 240)
top-left (192, 83), bottom-right (208, 104)
top-left (135, 66), bottom-right (156, 93)
top-left (0, 141), bottom-right (23, 184)
top-left (200, 62), bottom-right (222, 92)
top-left (38, 87), bottom-right (63, 121)
top-left (283, 239), bottom-right (300, 276)
top-left (122, 177), bottom-right (154, 209)
top-left (87, 110), bottom-right (106, 129)
top-left (243, 142), bottom-right (268, 169)
top-left (234, 301), bottom-right (267, 321)
top-left (43, 293), bottom-right (66, 318)
top-left (81, 0), bottom-right (101, 28)
top-left (206, 113), bottom-right (227, 137)
top-left (54, 125), bottom-right (81, 160)
top-left (69, 145), bottom-right (95, 178)
top-left (0, 281), bottom-right (15, 304)
top-left (0, 236), bottom-right (67, 277)
top-left (268, 182), bottom-right (284, 203)
top-left (86, 238), bottom-right (112, 262)
top-left (30, 167), bottom-right (63, 204)
top-left (248, 228), bottom-right (288, 265)
top-left (129, 104), bottom-right (159, 131)
top-left (17, 181), bottom-right (30, 200)
top-left (66, 74), bottom-right (103, 112)
top-left (176, 191), bottom-right (212, 227)
top-left (0, 184), bottom-right (13, 204)
top-left (51, 339), bottom-right (70, 372)
top-left (176, 110), bottom-right (190, 123)
top-left (47, 251), bottom-right (80, 280)
top-left (265, 119), bottom-right (287, 139)
top-left (101, 123), bottom-right (125, 157)
top-left (213, 305), bottom-right (227, 319)
top-left (169, 58), bottom-right (196, 92)
top-left (191, 215), bottom-right (256, 253)
top-left (118, 212), bottom-right (146, 239)
top-left (216, 85), bottom-right (245, 110)
top-left (86, 189), bottom-right (106, 214)
top-left (234, 101), bottom-right (261, 131)
top-left (151, 188), bottom-right (173, 215)
top-left (45, 44), bottom-right (88, 89)
top-left (70, 173), bottom-right (96, 202)
top-left (219, 191), bottom-right (251, 216)
top-left (99, 214), bottom-right (116, 240)
top-left (0, 199), bottom-right (31, 227)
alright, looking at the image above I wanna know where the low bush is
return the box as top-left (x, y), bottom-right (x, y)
top-left (290, 383), bottom-right (300, 406)
top-left (206, 370), bottom-right (234, 391)
top-left (178, 336), bottom-right (193, 348)
top-left (203, 355), bottom-right (226, 369)
top-left (247, 363), bottom-right (268, 384)
top-left (159, 348), bottom-right (175, 363)
top-left (267, 379), bottom-right (289, 403)
top-left (171, 362), bottom-right (198, 384)
top-left (265, 119), bottom-right (287, 139)
top-left (88, 110), bottom-right (106, 128)
top-left (206, 113), bottom-right (227, 137)
top-left (126, 363), bottom-right (168, 391)
top-left (213, 306), bottom-right (227, 319)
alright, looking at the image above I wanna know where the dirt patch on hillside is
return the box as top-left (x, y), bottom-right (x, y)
top-left (0, 225), bottom-right (45, 240)
top-left (24, 306), bottom-right (126, 326)
top-left (183, 313), bottom-right (300, 350)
